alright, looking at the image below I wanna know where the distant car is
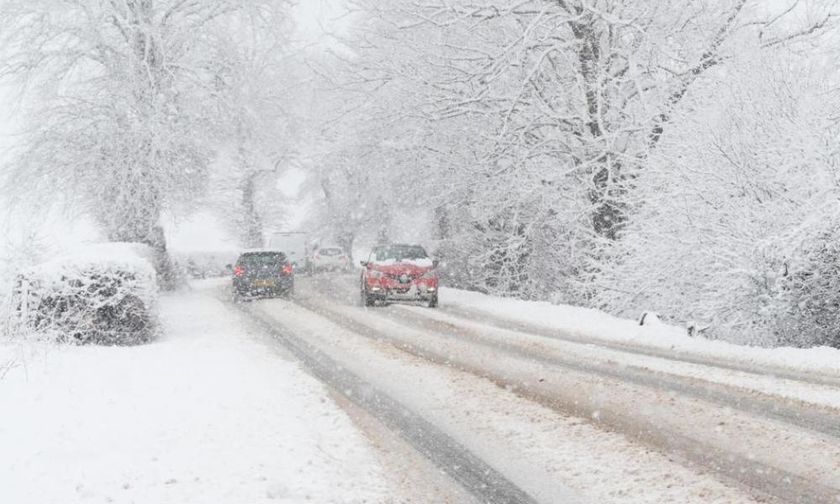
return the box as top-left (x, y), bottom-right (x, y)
top-left (311, 246), bottom-right (351, 273)
top-left (360, 244), bottom-right (439, 307)
top-left (232, 251), bottom-right (294, 300)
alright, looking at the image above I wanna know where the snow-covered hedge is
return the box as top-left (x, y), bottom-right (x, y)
top-left (595, 54), bottom-right (840, 348)
top-left (9, 243), bottom-right (158, 345)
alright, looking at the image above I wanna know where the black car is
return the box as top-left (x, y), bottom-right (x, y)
top-left (232, 251), bottom-right (294, 300)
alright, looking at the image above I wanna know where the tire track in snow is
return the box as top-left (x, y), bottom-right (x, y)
top-left (228, 300), bottom-right (542, 504)
top-left (292, 285), bottom-right (840, 504)
top-left (310, 274), bottom-right (840, 436)
top-left (318, 272), bottom-right (840, 389)
top-left (383, 303), bottom-right (840, 439)
top-left (437, 306), bottom-right (840, 389)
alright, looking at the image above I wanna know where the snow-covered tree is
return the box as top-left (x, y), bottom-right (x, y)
top-left (202, 9), bottom-right (298, 248)
top-left (596, 51), bottom-right (840, 346)
top-left (0, 0), bottom-right (291, 285)
top-left (316, 0), bottom-right (838, 303)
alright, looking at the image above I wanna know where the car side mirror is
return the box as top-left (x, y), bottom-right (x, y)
top-left (432, 259), bottom-right (440, 268)
top-left (360, 260), bottom-right (369, 268)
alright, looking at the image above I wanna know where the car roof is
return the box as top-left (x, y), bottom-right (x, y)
top-left (238, 250), bottom-right (287, 258)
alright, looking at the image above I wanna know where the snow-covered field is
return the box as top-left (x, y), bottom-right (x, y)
top-left (0, 286), bottom-right (391, 504)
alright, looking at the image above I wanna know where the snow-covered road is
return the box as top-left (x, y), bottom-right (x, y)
top-left (4, 275), bottom-right (839, 503)
top-left (267, 274), bottom-right (840, 504)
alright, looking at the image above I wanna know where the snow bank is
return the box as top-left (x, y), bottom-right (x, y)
top-left (9, 242), bottom-right (158, 344)
top-left (442, 287), bottom-right (840, 377)
top-left (0, 285), bottom-right (391, 503)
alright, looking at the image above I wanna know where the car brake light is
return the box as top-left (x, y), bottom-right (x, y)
top-left (282, 263), bottom-right (294, 275)
top-left (233, 265), bottom-right (245, 277)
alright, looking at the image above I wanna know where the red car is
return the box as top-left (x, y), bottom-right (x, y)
top-left (360, 244), bottom-right (439, 307)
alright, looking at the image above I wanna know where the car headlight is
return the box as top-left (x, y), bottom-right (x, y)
top-left (369, 270), bottom-right (382, 279)
top-left (420, 270), bottom-right (437, 280)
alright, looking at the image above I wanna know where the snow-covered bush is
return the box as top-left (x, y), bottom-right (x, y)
top-left (9, 243), bottom-right (158, 345)
top-left (596, 54), bottom-right (840, 347)
top-left (772, 221), bottom-right (840, 348)
top-left (0, 227), bottom-right (52, 342)
top-left (435, 199), bottom-right (595, 303)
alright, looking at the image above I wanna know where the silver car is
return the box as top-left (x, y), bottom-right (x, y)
top-left (311, 246), bottom-right (351, 273)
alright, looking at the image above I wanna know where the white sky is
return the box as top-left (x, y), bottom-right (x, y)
top-left (292, 0), bottom-right (349, 47)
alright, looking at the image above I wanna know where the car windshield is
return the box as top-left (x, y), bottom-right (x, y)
top-left (319, 248), bottom-right (342, 256)
top-left (373, 245), bottom-right (427, 262)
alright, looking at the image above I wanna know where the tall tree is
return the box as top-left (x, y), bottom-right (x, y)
top-left (0, 0), bottom-right (290, 285)
top-left (320, 0), bottom-right (837, 299)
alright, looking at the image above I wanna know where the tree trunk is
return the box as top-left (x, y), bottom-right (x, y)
top-left (147, 225), bottom-right (179, 291)
top-left (338, 232), bottom-right (356, 262)
top-left (240, 171), bottom-right (264, 248)
top-left (103, 217), bottom-right (178, 291)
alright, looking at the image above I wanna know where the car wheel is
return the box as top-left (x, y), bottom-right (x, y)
top-left (361, 288), bottom-right (375, 307)
top-left (427, 294), bottom-right (438, 308)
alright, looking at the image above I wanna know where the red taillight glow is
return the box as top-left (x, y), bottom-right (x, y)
top-left (282, 263), bottom-right (293, 275)
top-left (233, 265), bottom-right (245, 277)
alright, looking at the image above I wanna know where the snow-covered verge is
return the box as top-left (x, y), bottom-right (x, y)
top-left (440, 287), bottom-right (840, 377)
top-left (0, 285), bottom-right (391, 503)
top-left (6, 242), bottom-right (158, 345)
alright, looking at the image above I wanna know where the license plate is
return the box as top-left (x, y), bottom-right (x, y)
top-left (254, 279), bottom-right (275, 288)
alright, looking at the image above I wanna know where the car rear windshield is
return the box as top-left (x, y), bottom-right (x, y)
top-left (373, 245), bottom-right (427, 262)
top-left (319, 248), bottom-right (343, 256)
top-left (238, 252), bottom-right (287, 266)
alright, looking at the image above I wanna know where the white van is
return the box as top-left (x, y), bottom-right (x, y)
top-left (268, 232), bottom-right (310, 272)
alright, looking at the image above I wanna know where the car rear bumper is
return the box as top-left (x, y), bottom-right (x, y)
top-left (367, 284), bottom-right (437, 301)
top-left (234, 277), bottom-right (294, 296)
